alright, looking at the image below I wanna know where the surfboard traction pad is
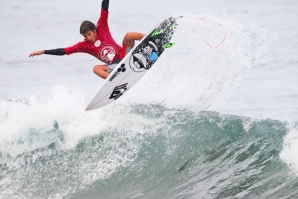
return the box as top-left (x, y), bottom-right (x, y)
top-left (127, 17), bottom-right (178, 73)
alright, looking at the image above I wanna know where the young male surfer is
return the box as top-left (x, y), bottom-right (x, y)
top-left (29, 0), bottom-right (145, 79)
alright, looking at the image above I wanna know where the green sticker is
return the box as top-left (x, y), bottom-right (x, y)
top-left (162, 42), bottom-right (176, 49)
top-left (151, 29), bottom-right (164, 37)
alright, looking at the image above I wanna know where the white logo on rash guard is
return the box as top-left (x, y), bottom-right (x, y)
top-left (99, 46), bottom-right (116, 62)
top-left (94, 40), bottom-right (101, 47)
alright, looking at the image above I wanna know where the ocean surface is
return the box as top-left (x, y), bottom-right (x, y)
top-left (1, 0), bottom-right (298, 198)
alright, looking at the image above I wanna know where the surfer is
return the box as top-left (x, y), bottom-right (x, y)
top-left (29, 0), bottom-right (145, 79)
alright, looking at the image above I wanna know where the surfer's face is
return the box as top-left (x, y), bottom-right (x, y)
top-left (83, 30), bottom-right (97, 42)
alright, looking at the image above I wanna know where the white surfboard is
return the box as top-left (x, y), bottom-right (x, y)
top-left (85, 16), bottom-right (178, 111)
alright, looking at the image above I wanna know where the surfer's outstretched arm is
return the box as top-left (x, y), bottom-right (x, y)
top-left (29, 48), bottom-right (66, 57)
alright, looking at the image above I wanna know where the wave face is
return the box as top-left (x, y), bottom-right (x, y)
top-left (1, 96), bottom-right (298, 199)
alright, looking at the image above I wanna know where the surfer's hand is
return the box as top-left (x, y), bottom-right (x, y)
top-left (29, 50), bottom-right (44, 57)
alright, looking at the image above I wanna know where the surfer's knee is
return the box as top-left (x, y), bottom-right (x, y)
top-left (93, 65), bottom-right (99, 74)
top-left (123, 32), bottom-right (144, 48)
top-left (123, 32), bottom-right (135, 48)
top-left (124, 32), bottom-right (145, 40)
top-left (93, 65), bottom-right (105, 72)
top-left (93, 65), bottom-right (109, 79)
top-left (124, 32), bottom-right (133, 39)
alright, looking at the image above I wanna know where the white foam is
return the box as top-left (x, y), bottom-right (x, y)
top-left (0, 84), bottom-right (107, 154)
top-left (0, 83), bottom-right (165, 198)
top-left (280, 124), bottom-right (298, 175)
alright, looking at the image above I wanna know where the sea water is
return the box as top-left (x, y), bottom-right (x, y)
top-left (0, 0), bottom-right (298, 198)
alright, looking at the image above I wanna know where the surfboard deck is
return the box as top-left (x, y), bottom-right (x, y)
top-left (85, 16), bottom-right (178, 111)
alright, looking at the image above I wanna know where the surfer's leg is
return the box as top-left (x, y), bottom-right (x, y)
top-left (122, 32), bottom-right (145, 49)
top-left (93, 65), bottom-right (109, 79)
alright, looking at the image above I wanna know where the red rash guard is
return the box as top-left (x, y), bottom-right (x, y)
top-left (64, 9), bottom-right (122, 64)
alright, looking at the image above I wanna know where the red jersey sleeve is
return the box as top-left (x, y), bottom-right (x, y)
top-left (64, 42), bottom-right (86, 55)
top-left (97, 9), bottom-right (111, 35)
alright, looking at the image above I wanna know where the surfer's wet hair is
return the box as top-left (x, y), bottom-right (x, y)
top-left (80, 20), bottom-right (96, 35)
